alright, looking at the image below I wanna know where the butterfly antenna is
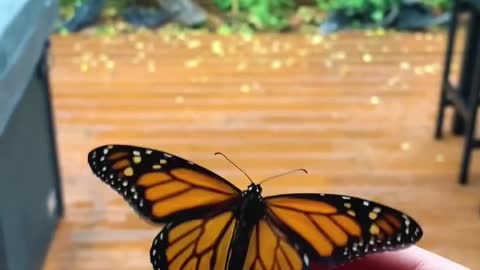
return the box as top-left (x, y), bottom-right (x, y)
top-left (214, 152), bottom-right (255, 184)
top-left (258, 169), bottom-right (308, 185)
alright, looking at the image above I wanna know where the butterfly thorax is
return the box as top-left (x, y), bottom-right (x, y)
top-left (238, 184), bottom-right (265, 226)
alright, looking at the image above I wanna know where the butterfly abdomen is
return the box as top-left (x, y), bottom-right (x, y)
top-left (227, 220), bottom-right (254, 270)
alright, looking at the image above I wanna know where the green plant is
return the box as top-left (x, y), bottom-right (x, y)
top-left (59, 0), bottom-right (452, 33)
top-left (316, 0), bottom-right (400, 24)
top-left (60, 0), bottom-right (133, 9)
top-left (423, 0), bottom-right (453, 11)
top-left (60, 0), bottom-right (82, 7)
top-left (213, 0), bottom-right (296, 30)
top-left (60, 0), bottom-right (158, 19)
top-left (315, 0), bottom-right (453, 26)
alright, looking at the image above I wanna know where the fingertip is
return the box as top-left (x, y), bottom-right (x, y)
top-left (397, 246), bottom-right (471, 270)
top-left (326, 246), bottom-right (471, 270)
top-left (309, 246), bottom-right (470, 270)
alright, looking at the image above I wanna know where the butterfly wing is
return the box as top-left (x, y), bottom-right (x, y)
top-left (264, 194), bottom-right (423, 268)
top-left (150, 210), bottom-right (238, 270)
top-left (242, 217), bottom-right (308, 270)
top-left (87, 145), bottom-right (241, 223)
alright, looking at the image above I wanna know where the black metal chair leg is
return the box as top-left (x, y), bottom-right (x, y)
top-left (459, 102), bottom-right (479, 184)
top-left (452, 8), bottom-right (480, 135)
top-left (435, 2), bottom-right (460, 139)
top-left (459, 12), bottom-right (480, 185)
top-left (459, 113), bottom-right (477, 184)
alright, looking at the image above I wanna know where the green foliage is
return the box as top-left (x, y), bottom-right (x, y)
top-left (60, 0), bottom-right (82, 7)
top-left (213, 0), bottom-right (296, 30)
top-left (60, 0), bottom-right (157, 19)
top-left (315, 0), bottom-right (452, 25)
top-left (316, 0), bottom-right (400, 24)
top-left (59, 0), bottom-right (452, 32)
top-left (423, 0), bottom-right (452, 11)
top-left (60, 0), bottom-right (152, 8)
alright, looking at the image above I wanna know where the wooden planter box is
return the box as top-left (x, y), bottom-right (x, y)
top-left (0, 1), bottom-right (63, 269)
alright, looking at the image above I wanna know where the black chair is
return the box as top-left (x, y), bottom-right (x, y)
top-left (435, 0), bottom-right (480, 185)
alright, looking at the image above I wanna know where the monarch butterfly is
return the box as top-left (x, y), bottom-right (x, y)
top-left (88, 144), bottom-right (423, 270)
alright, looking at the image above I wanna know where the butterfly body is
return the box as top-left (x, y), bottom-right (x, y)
top-left (238, 184), bottom-right (265, 226)
top-left (88, 145), bottom-right (423, 270)
top-left (228, 184), bottom-right (267, 270)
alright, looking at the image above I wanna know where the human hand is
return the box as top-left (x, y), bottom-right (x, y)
top-left (310, 246), bottom-right (471, 270)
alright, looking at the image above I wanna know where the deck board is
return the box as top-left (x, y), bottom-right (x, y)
top-left (44, 30), bottom-right (479, 270)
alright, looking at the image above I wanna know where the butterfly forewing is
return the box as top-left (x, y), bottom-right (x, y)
top-left (265, 194), bottom-right (422, 267)
top-left (87, 145), bottom-right (241, 223)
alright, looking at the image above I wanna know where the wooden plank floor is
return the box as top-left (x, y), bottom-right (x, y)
top-left (44, 29), bottom-right (480, 270)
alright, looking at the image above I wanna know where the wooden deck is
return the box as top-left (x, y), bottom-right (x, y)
top-left (44, 30), bottom-right (480, 270)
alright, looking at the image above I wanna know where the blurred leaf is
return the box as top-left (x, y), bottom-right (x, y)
top-left (217, 25), bottom-right (233, 35)
top-left (212, 0), bottom-right (294, 31)
top-left (371, 10), bottom-right (383, 22)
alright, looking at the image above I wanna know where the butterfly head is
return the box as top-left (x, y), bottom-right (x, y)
top-left (247, 183), bottom-right (262, 195)
top-left (242, 184), bottom-right (263, 203)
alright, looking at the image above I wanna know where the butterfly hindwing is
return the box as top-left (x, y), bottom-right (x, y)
top-left (264, 194), bottom-right (423, 267)
top-left (88, 145), bottom-right (241, 223)
top-left (151, 210), bottom-right (238, 270)
top-left (242, 218), bottom-right (308, 270)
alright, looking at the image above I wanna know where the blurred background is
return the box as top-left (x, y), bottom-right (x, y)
top-left (1, 0), bottom-right (479, 269)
